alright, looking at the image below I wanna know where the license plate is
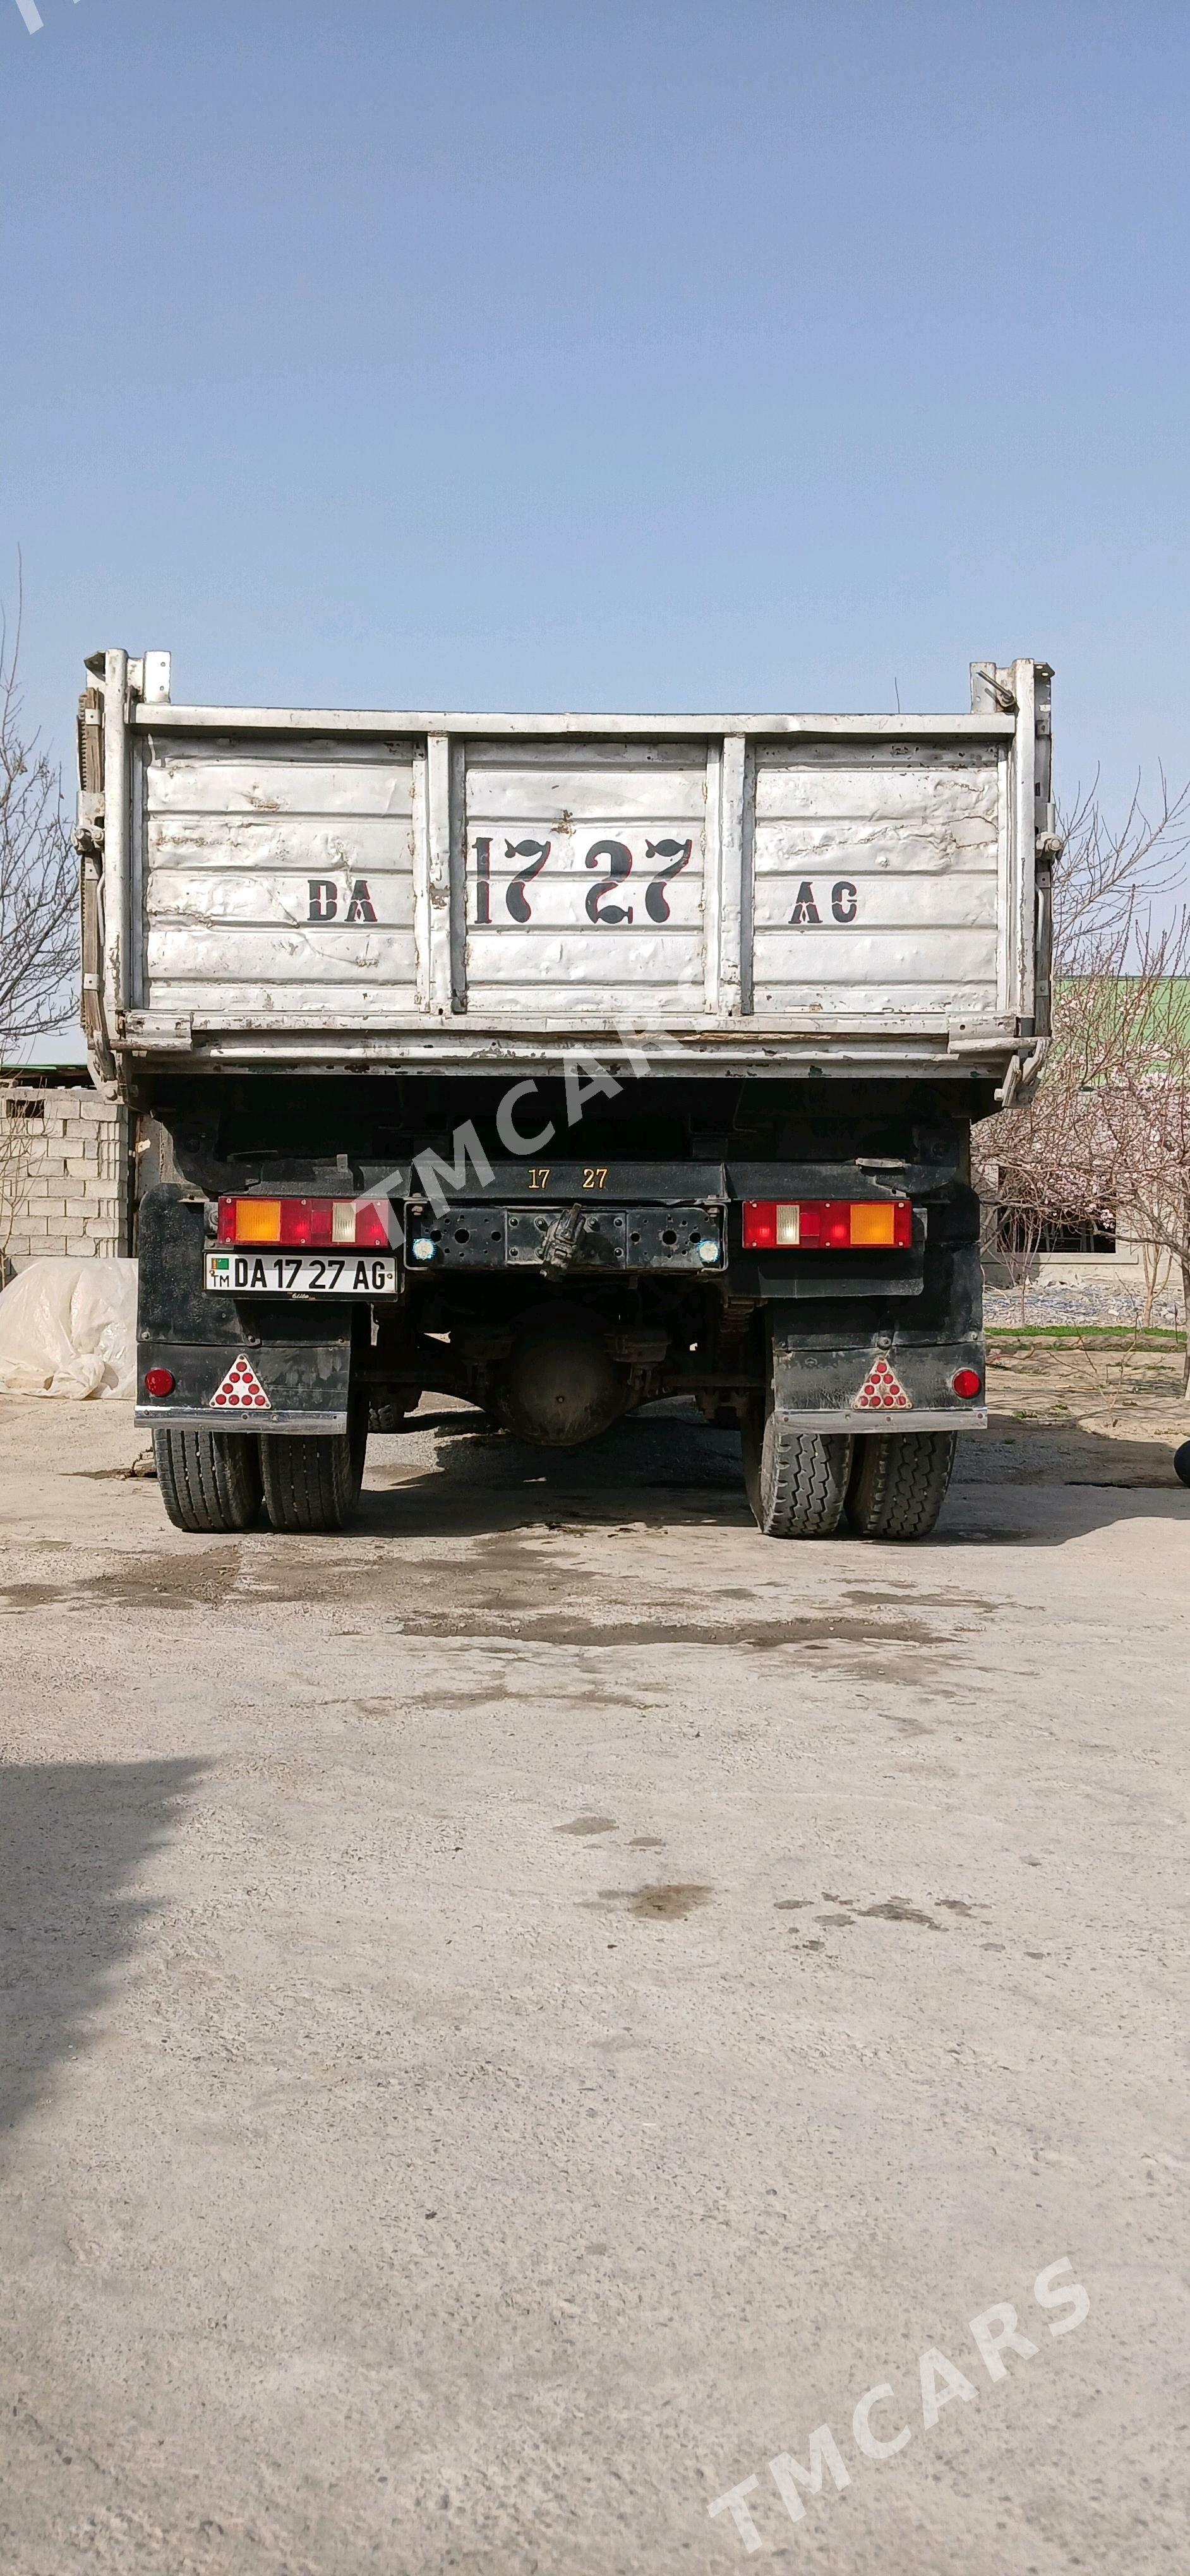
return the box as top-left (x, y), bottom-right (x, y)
top-left (205, 1251), bottom-right (397, 1296)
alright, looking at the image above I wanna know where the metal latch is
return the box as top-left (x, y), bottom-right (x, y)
top-left (128, 1013), bottom-right (194, 1049)
top-left (74, 792), bottom-right (105, 858)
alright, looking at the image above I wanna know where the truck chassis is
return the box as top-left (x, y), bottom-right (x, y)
top-left (133, 1070), bottom-right (989, 1541)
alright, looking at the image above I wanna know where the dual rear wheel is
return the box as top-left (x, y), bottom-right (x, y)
top-left (155, 1391), bottom-right (954, 1543)
top-left (844, 1428), bottom-right (957, 1540)
top-left (153, 1418), bottom-right (366, 1536)
top-left (742, 1384), bottom-right (955, 1541)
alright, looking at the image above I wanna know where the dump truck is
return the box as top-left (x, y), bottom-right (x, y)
top-left (77, 650), bottom-right (1055, 1539)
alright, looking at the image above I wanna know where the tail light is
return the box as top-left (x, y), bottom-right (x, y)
top-left (951, 1367), bottom-right (983, 1399)
top-left (742, 1199), bottom-right (913, 1251)
top-left (216, 1196), bottom-right (392, 1248)
top-left (143, 1367), bottom-right (175, 1398)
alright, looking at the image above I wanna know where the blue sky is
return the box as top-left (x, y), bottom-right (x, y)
top-left (3, 0), bottom-right (1189, 823)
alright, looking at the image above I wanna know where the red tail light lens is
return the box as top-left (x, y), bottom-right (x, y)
top-left (352, 1199), bottom-right (394, 1248)
top-left (951, 1367), bottom-right (983, 1399)
top-left (144, 1367), bottom-right (175, 1398)
top-left (216, 1196), bottom-right (392, 1248)
top-left (742, 1199), bottom-right (913, 1251)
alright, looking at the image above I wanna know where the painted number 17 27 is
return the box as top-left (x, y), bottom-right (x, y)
top-left (472, 835), bottom-right (693, 927)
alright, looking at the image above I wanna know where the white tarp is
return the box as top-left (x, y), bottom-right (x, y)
top-left (0, 1258), bottom-right (137, 1399)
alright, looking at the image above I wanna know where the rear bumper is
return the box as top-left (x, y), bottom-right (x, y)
top-left (773, 1407), bottom-right (986, 1434)
top-left (137, 1406), bottom-right (347, 1434)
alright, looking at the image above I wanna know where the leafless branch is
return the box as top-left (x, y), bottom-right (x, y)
top-left (0, 567), bottom-right (78, 1057)
top-left (0, 1079), bottom-right (47, 1268)
top-left (1052, 768), bottom-right (1190, 972)
top-left (977, 771), bottom-right (1190, 1372)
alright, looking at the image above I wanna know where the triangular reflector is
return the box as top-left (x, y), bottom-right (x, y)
top-left (210, 1354), bottom-right (271, 1412)
top-left (853, 1354), bottom-right (912, 1412)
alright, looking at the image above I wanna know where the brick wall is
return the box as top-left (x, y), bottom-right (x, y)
top-left (1, 1083), bottom-right (131, 1270)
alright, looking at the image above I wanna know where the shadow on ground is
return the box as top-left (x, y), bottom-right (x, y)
top-left (352, 1404), bottom-right (1190, 1545)
top-left (965, 1410), bottom-right (1190, 1491)
top-left (0, 1760), bottom-right (203, 2137)
top-left (358, 1409), bottom-right (752, 1538)
top-left (3, 1419), bottom-right (1186, 1613)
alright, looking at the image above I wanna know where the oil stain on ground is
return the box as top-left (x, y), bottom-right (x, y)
top-left (0, 1561), bottom-right (952, 1658)
top-left (597, 1883), bottom-right (714, 1923)
top-left (821, 1892), bottom-right (947, 1930)
top-left (0, 1547), bottom-right (246, 1614)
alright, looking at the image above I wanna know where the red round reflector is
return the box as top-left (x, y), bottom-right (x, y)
top-left (951, 1368), bottom-right (982, 1399)
top-left (144, 1368), bottom-right (175, 1398)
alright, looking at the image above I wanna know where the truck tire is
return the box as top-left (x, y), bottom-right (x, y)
top-left (369, 1398), bottom-right (414, 1433)
top-left (153, 1428), bottom-right (263, 1534)
top-left (742, 1391), bottom-right (853, 1539)
top-left (260, 1417), bottom-right (366, 1534)
top-left (844, 1432), bottom-right (956, 1540)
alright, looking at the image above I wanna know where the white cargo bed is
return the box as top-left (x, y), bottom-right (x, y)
top-left (80, 653), bottom-right (1053, 1085)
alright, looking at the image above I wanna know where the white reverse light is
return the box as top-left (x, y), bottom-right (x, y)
top-left (697, 1237), bottom-right (721, 1265)
top-left (411, 1236), bottom-right (437, 1263)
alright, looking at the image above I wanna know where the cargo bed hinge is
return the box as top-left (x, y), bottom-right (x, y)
top-left (127, 1012), bottom-right (194, 1051)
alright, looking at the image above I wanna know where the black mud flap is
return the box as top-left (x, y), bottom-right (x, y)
top-left (135, 1184), bottom-right (355, 1433)
top-left (770, 1324), bottom-right (987, 1433)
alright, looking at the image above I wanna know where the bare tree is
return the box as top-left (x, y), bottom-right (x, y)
top-left (0, 576), bottom-right (78, 1056)
top-left (989, 1190), bottom-right (1045, 1318)
top-left (0, 576), bottom-right (79, 1276)
top-left (978, 1179), bottom-right (1046, 1329)
top-left (1076, 946), bottom-right (1190, 1389)
top-left (1139, 1230), bottom-right (1172, 1328)
top-left (0, 1085), bottom-right (48, 1279)
top-left (977, 776), bottom-right (1190, 1375)
top-left (1050, 770), bottom-right (1190, 974)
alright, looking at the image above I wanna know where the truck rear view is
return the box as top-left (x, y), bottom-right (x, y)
top-left (77, 653), bottom-right (1055, 1539)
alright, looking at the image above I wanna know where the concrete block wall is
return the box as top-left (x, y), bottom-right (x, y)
top-left (1, 1084), bottom-right (131, 1270)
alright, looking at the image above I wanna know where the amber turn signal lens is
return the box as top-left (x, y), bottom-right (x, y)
top-left (216, 1196), bottom-right (393, 1248)
top-left (226, 1198), bottom-right (282, 1243)
top-left (849, 1201), bottom-right (898, 1248)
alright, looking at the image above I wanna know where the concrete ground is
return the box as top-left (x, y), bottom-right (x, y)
top-left (0, 1388), bottom-right (1187, 2576)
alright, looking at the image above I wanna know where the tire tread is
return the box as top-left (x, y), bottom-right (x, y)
top-left (845, 1432), bottom-right (956, 1540)
top-left (743, 1395), bottom-right (852, 1539)
top-left (153, 1428), bottom-right (263, 1534)
top-left (260, 1426), bottom-right (364, 1533)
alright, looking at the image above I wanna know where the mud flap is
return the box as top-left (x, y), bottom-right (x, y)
top-left (769, 1322), bottom-right (987, 1433)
